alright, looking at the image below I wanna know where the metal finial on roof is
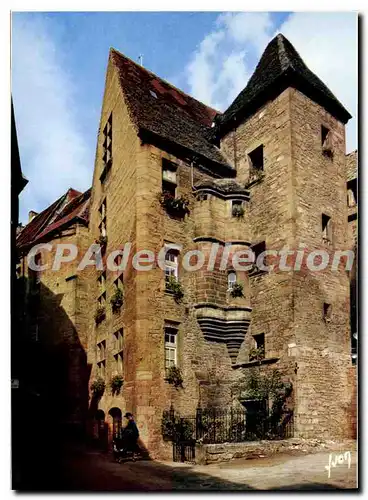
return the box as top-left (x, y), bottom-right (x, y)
top-left (138, 54), bottom-right (143, 66)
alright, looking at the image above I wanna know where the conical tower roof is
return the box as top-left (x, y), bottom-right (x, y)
top-left (217, 33), bottom-right (351, 135)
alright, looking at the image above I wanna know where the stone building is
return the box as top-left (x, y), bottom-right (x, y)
top-left (85, 33), bottom-right (357, 456)
top-left (16, 187), bottom-right (92, 436)
top-left (16, 33), bottom-right (358, 457)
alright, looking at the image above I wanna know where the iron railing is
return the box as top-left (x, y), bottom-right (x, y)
top-left (163, 405), bottom-right (294, 446)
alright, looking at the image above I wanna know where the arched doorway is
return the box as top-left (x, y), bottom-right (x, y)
top-left (108, 407), bottom-right (122, 439)
top-left (95, 409), bottom-right (108, 450)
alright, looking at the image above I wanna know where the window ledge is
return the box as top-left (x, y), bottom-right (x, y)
top-left (232, 357), bottom-right (279, 369)
top-left (245, 174), bottom-right (264, 188)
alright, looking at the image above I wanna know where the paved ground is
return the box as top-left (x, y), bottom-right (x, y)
top-left (18, 441), bottom-right (357, 491)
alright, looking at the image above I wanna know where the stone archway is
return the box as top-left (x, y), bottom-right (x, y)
top-left (95, 409), bottom-right (108, 450)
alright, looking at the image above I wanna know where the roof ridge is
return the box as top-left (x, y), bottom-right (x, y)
top-left (276, 33), bottom-right (293, 72)
top-left (110, 47), bottom-right (221, 116)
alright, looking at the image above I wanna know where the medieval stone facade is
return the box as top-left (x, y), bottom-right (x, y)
top-left (16, 33), bottom-right (358, 458)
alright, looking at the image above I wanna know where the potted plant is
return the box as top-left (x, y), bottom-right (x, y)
top-left (232, 204), bottom-right (245, 218)
top-left (110, 374), bottom-right (124, 395)
top-left (165, 366), bottom-right (184, 388)
top-left (91, 377), bottom-right (105, 399)
top-left (110, 288), bottom-right (123, 313)
top-left (166, 275), bottom-right (184, 302)
top-left (160, 192), bottom-right (190, 216)
top-left (95, 305), bottom-right (106, 324)
top-left (249, 345), bottom-right (265, 362)
top-left (230, 282), bottom-right (244, 298)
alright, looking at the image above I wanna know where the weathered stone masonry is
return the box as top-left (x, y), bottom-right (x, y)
top-left (16, 33), bottom-right (358, 455)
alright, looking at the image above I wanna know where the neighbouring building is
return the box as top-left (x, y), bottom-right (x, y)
top-left (16, 33), bottom-right (358, 458)
top-left (16, 187), bottom-right (92, 437)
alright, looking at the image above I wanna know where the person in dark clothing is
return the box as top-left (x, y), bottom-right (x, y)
top-left (121, 412), bottom-right (139, 454)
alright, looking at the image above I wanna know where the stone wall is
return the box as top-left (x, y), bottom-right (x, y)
top-left (20, 223), bottom-right (91, 431)
top-left (195, 438), bottom-right (356, 465)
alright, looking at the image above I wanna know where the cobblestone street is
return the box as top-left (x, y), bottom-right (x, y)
top-left (25, 441), bottom-right (357, 491)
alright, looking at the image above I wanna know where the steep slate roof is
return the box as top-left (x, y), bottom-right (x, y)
top-left (110, 49), bottom-right (234, 175)
top-left (216, 33), bottom-right (352, 136)
top-left (17, 188), bottom-right (91, 251)
top-left (346, 150), bottom-right (358, 182)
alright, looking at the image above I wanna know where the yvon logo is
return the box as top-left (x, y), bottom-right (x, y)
top-left (325, 452), bottom-right (352, 478)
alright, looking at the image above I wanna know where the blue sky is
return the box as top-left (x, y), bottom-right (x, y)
top-left (12, 12), bottom-right (357, 224)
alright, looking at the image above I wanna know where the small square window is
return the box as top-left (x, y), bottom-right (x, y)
top-left (323, 303), bottom-right (332, 322)
top-left (228, 271), bottom-right (236, 290)
top-left (114, 329), bottom-right (124, 352)
top-left (250, 333), bottom-right (265, 360)
top-left (322, 214), bottom-right (332, 243)
top-left (164, 326), bottom-right (178, 372)
top-left (232, 200), bottom-right (244, 217)
top-left (347, 179), bottom-right (357, 207)
top-left (250, 241), bottom-right (266, 273)
top-left (165, 249), bottom-right (179, 284)
top-left (97, 340), bottom-right (106, 361)
top-left (248, 145), bottom-right (264, 171)
top-left (321, 125), bottom-right (330, 147)
top-left (321, 125), bottom-right (333, 157)
top-left (254, 333), bottom-right (265, 350)
top-left (162, 179), bottom-right (176, 198)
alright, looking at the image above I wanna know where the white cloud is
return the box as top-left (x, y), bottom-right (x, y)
top-left (185, 12), bottom-right (357, 152)
top-left (12, 15), bottom-right (92, 224)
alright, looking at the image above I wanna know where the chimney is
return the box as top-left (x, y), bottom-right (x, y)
top-left (28, 210), bottom-right (38, 223)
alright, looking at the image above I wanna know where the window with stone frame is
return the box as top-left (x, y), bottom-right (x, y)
top-left (321, 125), bottom-right (333, 157)
top-left (347, 179), bottom-right (357, 208)
top-left (232, 199), bottom-right (244, 217)
top-left (252, 333), bottom-right (265, 360)
top-left (164, 326), bottom-right (178, 373)
top-left (114, 329), bottom-right (124, 352)
top-left (114, 352), bottom-right (123, 373)
top-left (322, 214), bottom-right (333, 243)
top-left (248, 145), bottom-right (264, 171)
top-left (97, 360), bottom-right (106, 379)
top-left (250, 241), bottom-right (266, 273)
top-left (162, 158), bottom-right (177, 198)
top-left (323, 302), bottom-right (332, 322)
top-left (113, 329), bottom-right (124, 373)
top-left (97, 340), bottom-right (106, 378)
top-left (100, 113), bottom-right (112, 183)
top-left (165, 248), bottom-right (179, 284)
top-left (228, 271), bottom-right (237, 291)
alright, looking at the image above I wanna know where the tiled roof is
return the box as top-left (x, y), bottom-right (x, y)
top-left (110, 49), bottom-right (234, 175)
top-left (216, 33), bottom-right (352, 137)
top-left (346, 150), bottom-right (358, 182)
top-left (17, 188), bottom-right (91, 251)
